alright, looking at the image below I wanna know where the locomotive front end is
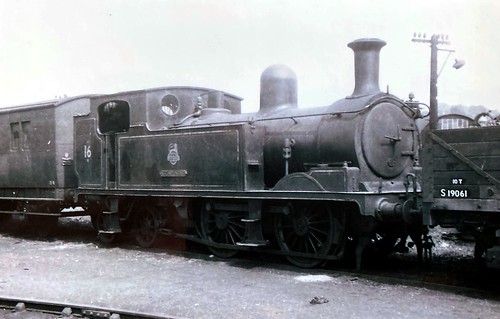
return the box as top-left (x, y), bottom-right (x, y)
top-left (262, 38), bottom-right (422, 201)
top-left (258, 38), bottom-right (424, 267)
top-left (325, 39), bottom-right (419, 181)
top-left (327, 38), bottom-right (424, 261)
top-left (323, 39), bottom-right (422, 216)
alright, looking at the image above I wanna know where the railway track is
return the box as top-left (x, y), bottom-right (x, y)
top-left (1, 215), bottom-right (499, 298)
top-left (0, 296), bottom-right (181, 319)
top-left (0, 218), bottom-right (499, 319)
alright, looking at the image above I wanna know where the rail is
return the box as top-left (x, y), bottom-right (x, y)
top-left (0, 296), bottom-right (182, 319)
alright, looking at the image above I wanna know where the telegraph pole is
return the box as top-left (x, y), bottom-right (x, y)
top-left (412, 34), bottom-right (450, 129)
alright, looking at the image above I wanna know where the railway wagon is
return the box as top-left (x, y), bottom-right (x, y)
top-left (422, 119), bottom-right (500, 267)
top-left (0, 97), bottom-right (91, 226)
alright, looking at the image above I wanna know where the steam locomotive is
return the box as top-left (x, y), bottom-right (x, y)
top-left (2, 37), bottom-right (495, 268)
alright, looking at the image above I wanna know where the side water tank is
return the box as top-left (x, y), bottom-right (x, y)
top-left (259, 64), bottom-right (297, 113)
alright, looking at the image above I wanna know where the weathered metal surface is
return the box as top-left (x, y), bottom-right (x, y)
top-left (0, 97), bottom-right (90, 201)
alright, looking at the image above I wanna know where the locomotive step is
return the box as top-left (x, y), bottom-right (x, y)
top-left (241, 219), bottom-right (260, 223)
top-left (98, 230), bottom-right (121, 235)
top-left (236, 241), bottom-right (267, 247)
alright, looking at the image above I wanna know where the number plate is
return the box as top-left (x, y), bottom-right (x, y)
top-left (439, 188), bottom-right (469, 198)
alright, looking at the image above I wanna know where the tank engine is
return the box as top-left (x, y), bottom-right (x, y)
top-left (78, 38), bottom-right (424, 268)
top-left (0, 38), bottom-right (424, 268)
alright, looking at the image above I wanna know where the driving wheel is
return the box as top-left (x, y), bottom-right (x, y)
top-left (274, 202), bottom-right (344, 268)
top-left (199, 201), bottom-right (246, 258)
top-left (134, 205), bottom-right (164, 248)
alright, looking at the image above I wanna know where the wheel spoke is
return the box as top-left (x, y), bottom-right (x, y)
top-left (308, 238), bottom-right (318, 253)
top-left (309, 226), bottom-right (329, 237)
top-left (227, 230), bottom-right (237, 245)
top-left (227, 225), bottom-right (243, 242)
top-left (227, 220), bottom-right (246, 230)
top-left (309, 231), bottom-right (323, 248)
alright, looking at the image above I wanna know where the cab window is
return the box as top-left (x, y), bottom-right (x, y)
top-left (98, 100), bottom-right (130, 134)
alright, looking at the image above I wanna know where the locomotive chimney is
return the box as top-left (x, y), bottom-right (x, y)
top-left (348, 38), bottom-right (386, 98)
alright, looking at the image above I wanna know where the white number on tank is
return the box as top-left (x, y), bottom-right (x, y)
top-left (84, 145), bottom-right (92, 159)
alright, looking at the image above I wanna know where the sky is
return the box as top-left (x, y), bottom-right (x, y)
top-left (1, 0), bottom-right (499, 113)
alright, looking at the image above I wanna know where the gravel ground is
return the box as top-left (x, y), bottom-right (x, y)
top-left (0, 217), bottom-right (499, 319)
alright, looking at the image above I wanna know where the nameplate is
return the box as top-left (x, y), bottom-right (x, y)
top-left (160, 170), bottom-right (188, 178)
